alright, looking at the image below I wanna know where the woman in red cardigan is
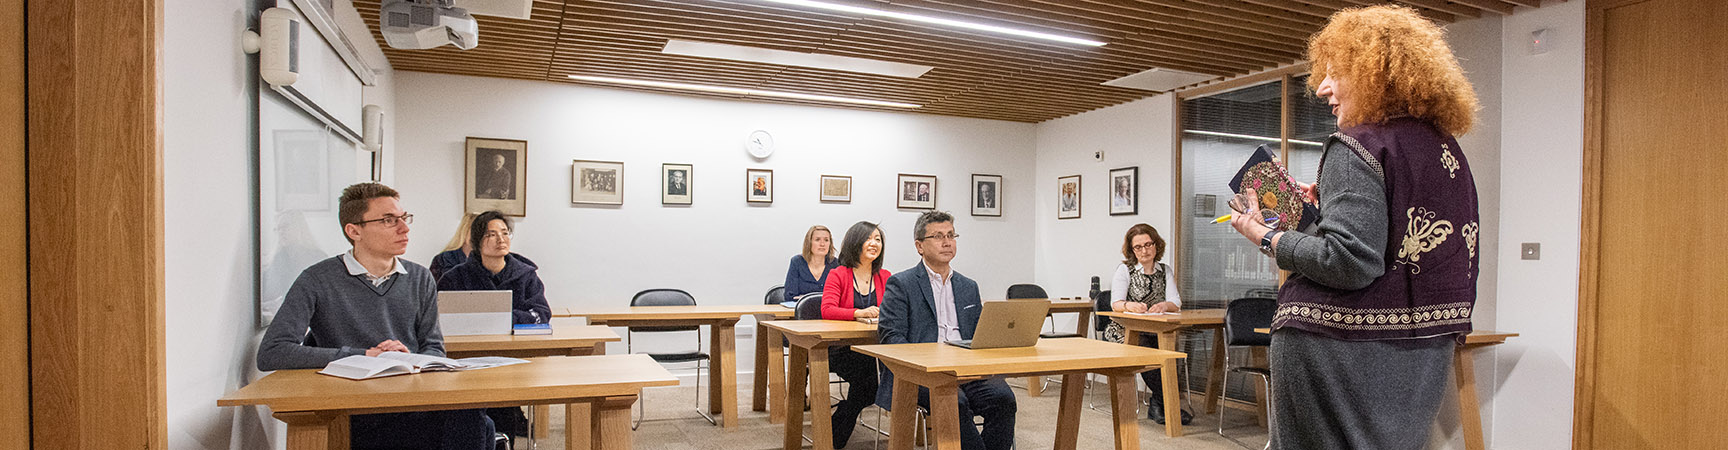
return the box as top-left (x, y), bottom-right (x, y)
top-left (819, 221), bottom-right (887, 447)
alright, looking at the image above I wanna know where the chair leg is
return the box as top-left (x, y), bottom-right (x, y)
top-left (695, 358), bottom-right (717, 425)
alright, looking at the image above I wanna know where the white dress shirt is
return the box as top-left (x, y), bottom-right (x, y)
top-left (927, 265), bottom-right (962, 342)
top-left (342, 250), bottom-right (408, 287)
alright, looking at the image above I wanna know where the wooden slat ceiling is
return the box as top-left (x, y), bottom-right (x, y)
top-left (353, 0), bottom-right (1547, 123)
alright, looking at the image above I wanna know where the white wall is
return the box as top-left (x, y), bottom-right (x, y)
top-left (392, 72), bottom-right (1039, 361)
top-left (1491, 1), bottom-right (1586, 449)
top-left (1032, 94), bottom-right (1177, 310)
top-left (166, 0), bottom-right (395, 448)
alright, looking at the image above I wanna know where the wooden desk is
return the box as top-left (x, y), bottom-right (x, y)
top-left (856, 339), bottom-right (1186, 449)
top-left (764, 320), bottom-right (879, 450)
top-left (1023, 299), bottom-right (1095, 396)
top-left (1099, 310), bottom-right (1231, 422)
top-left (563, 305), bottom-right (794, 428)
top-left (443, 319), bottom-right (621, 449)
top-left (217, 355), bottom-right (678, 450)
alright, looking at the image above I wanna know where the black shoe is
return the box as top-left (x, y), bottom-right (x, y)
top-left (1146, 402), bottom-right (1194, 425)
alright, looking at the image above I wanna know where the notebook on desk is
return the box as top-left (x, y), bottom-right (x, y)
top-left (945, 299), bottom-right (1050, 349)
top-left (437, 290), bottom-right (512, 336)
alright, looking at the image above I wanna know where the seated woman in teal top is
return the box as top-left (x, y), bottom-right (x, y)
top-left (783, 225), bottom-right (840, 303)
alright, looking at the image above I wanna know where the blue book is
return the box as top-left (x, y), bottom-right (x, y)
top-left (512, 323), bottom-right (552, 335)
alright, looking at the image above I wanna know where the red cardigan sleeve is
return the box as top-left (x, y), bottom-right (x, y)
top-left (821, 267), bottom-right (855, 321)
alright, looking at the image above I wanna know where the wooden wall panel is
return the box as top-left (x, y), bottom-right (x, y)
top-left (1, 0), bottom-right (27, 446)
top-left (26, 0), bottom-right (167, 448)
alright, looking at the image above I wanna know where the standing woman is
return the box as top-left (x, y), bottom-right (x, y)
top-left (1102, 224), bottom-right (1188, 425)
top-left (784, 225), bottom-right (840, 303)
top-left (818, 221), bottom-right (887, 448)
top-left (429, 212), bottom-right (479, 283)
top-left (1229, 5), bottom-right (1481, 449)
top-left (437, 210), bottom-right (554, 438)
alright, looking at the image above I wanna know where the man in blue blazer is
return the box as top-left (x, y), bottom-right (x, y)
top-left (877, 211), bottom-right (1016, 450)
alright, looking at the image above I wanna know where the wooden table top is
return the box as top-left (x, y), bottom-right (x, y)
top-left (557, 305), bottom-right (795, 320)
top-left (996, 298), bottom-right (1094, 313)
top-left (854, 338), bottom-right (1183, 378)
top-left (763, 320), bottom-right (878, 339)
top-left (217, 354), bottom-right (678, 413)
top-left (1099, 309), bottom-right (1225, 325)
top-left (443, 319), bottom-right (620, 353)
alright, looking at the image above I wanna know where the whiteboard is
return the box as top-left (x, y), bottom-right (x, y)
top-left (256, 0), bottom-right (370, 327)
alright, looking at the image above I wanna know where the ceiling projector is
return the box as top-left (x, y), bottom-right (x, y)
top-left (380, 0), bottom-right (478, 50)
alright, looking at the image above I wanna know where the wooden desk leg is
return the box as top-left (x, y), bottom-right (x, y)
top-left (275, 411), bottom-right (347, 450)
top-left (1205, 328), bottom-right (1226, 414)
top-left (1053, 373), bottom-right (1086, 450)
top-left (929, 382), bottom-right (963, 450)
top-left (1077, 311), bottom-right (1092, 337)
top-left (784, 344), bottom-right (811, 450)
top-left (766, 327), bottom-right (787, 424)
top-left (592, 396), bottom-right (637, 450)
top-left (809, 342), bottom-right (835, 450)
top-left (1026, 375), bottom-right (1045, 397)
top-left (888, 376), bottom-right (919, 450)
top-left (711, 321), bottom-right (739, 427)
top-left (1108, 370), bottom-right (1146, 447)
top-left (567, 401), bottom-right (593, 450)
top-left (1156, 332), bottom-right (1184, 437)
top-left (1456, 347), bottom-right (1486, 450)
top-left (534, 404), bottom-right (552, 444)
top-left (754, 321), bottom-right (770, 413)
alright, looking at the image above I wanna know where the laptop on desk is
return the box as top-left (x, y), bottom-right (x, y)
top-left (437, 290), bottom-right (513, 336)
top-left (945, 299), bottom-right (1050, 349)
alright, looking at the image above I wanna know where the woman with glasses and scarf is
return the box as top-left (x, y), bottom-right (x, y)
top-left (1103, 223), bottom-right (1187, 425)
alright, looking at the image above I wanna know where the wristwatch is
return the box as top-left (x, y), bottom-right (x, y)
top-left (1259, 230), bottom-right (1283, 257)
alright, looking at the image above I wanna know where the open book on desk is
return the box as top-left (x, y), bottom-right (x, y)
top-left (318, 353), bottom-right (531, 380)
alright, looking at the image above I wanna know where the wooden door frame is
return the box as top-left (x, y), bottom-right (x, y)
top-left (1, 0), bottom-right (26, 448)
top-left (25, 1), bottom-right (167, 448)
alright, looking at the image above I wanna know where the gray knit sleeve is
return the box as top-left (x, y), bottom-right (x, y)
top-left (1273, 140), bottom-right (1388, 290)
top-left (257, 270), bottom-right (363, 371)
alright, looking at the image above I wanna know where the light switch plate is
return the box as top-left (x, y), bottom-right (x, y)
top-left (1521, 243), bottom-right (1541, 260)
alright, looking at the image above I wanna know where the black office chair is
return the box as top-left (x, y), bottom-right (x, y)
top-left (627, 288), bottom-right (715, 429)
top-left (765, 285), bottom-right (787, 305)
top-left (1218, 297), bottom-right (1277, 449)
top-left (794, 292), bottom-right (824, 321)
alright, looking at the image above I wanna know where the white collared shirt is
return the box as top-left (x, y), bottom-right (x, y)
top-left (927, 265), bottom-right (962, 342)
top-left (342, 250), bottom-right (408, 287)
top-left (1110, 262), bottom-right (1182, 307)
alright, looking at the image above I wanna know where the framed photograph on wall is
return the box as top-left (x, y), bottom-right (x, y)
top-left (1057, 174), bottom-right (1082, 219)
top-left (746, 168), bottom-right (774, 203)
top-left (897, 173), bottom-right (937, 209)
top-left (465, 137), bottom-right (528, 216)
top-left (820, 175), bottom-right (852, 202)
top-left (1109, 166), bottom-right (1138, 215)
top-left (971, 174), bottom-right (1002, 217)
top-left (571, 159), bottom-right (623, 205)
top-left (662, 163), bottom-right (693, 205)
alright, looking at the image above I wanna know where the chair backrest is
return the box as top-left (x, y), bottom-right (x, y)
top-left (1093, 290), bottom-right (1112, 332)
top-left (630, 288), bottom-right (697, 332)
top-left (1224, 297), bottom-right (1278, 347)
top-left (764, 285), bottom-right (786, 305)
top-left (793, 292), bottom-right (823, 320)
top-left (1005, 283), bottom-right (1048, 299)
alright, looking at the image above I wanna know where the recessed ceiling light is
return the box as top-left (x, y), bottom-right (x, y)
top-left (567, 75), bottom-right (922, 108)
top-left (754, 0), bottom-right (1107, 47)
top-left (1103, 68), bottom-right (1217, 92)
top-left (663, 39), bottom-right (934, 78)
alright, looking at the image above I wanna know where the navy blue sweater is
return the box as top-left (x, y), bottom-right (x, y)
top-left (783, 254), bottom-right (839, 303)
top-left (436, 253), bottom-right (552, 324)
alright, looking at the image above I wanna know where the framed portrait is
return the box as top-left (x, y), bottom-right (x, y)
top-left (465, 137), bottom-right (528, 216)
top-left (971, 174), bottom-right (1002, 217)
top-left (662, 163), bottom-right (693, 205)
top-left (1057, 174), bottom-right (1082, 219)
top-left (820, 175), bottom-right (852, 202)
top-left (1109, 166), bottom-right (1138, 215)
top-left (571, 159), bottom-right (623, 205)
top-left (897, 173), bottom-right (937, 209)
top-left (746, 168), bottom-right (774, 203)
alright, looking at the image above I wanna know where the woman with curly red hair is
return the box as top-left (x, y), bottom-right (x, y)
top-left (1228, 5), bottom-right (1482, 448)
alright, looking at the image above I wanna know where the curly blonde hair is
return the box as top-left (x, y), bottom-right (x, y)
top-left (1306, 5), bottom-right (1478, 136)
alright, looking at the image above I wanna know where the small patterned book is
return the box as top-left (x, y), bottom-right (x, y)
top-left (1228, 145), bottom-right (1319, 232)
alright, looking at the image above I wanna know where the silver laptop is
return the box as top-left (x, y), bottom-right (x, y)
top-left (437, 290), bottom-right (513, 336)
top-left (945, 299), bottom-right (1050, 349)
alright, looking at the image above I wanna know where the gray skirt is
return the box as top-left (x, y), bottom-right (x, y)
top-left (1269, 328), bottom-right (1455, 450)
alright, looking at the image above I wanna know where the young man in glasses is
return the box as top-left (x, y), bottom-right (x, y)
top-left (878, 211), bottom-right (1017, 450)
top-left (257, 182), bottom-right (494, 450)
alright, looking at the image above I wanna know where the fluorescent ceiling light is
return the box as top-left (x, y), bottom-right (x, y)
top-left (567, 75), bottom-right (922, 108)
top-left (1103, 68), bottom-right (1217, 92)
top-left (663, 39), bottom-right (934, 78)
top-left (754, 0), bottom-right (1106, 47)
top-left (1183, 130), bottom-right (1323, 147)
